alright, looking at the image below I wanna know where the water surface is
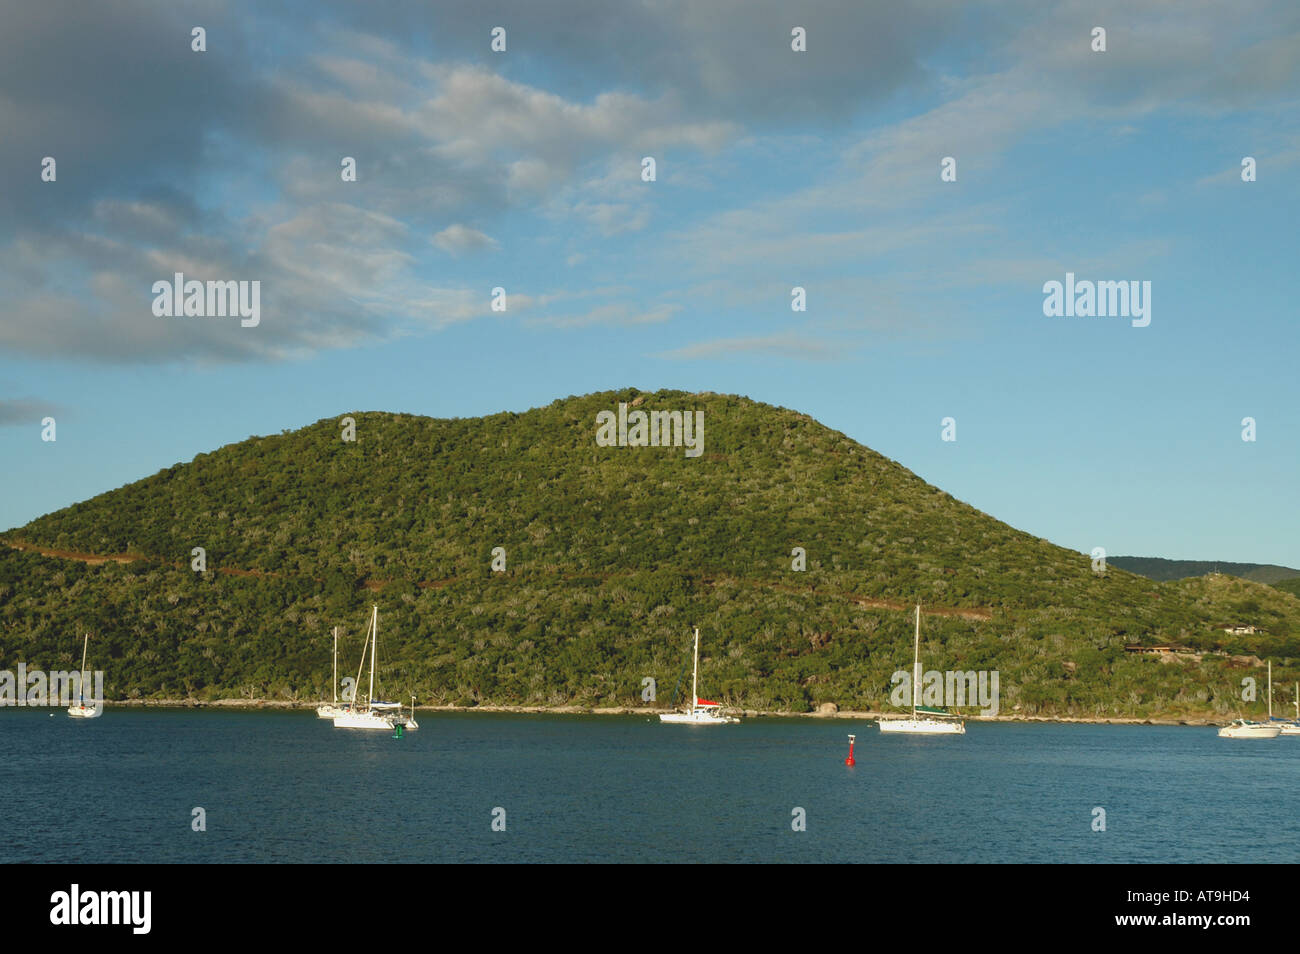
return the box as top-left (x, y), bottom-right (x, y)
top-left (2, 710), bottom-right (1294, 863)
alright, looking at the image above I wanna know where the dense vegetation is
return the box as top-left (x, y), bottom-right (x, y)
top-left (3, 388), bottom-right (1298, 718)
top-left (1273, 578), bottom-right (1300, 599)
top-left (1110, 556), bottom-right (1300, 585)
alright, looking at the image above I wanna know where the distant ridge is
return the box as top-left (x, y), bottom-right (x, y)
top-left (1108, 556), bottom-right (1300, 585)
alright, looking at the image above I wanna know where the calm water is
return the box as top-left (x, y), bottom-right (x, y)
top-left (2, 709), bottom-right (1296, 863)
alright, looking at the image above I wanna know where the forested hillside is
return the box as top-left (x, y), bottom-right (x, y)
top-left (3, 388), bottom-right (1297, 717)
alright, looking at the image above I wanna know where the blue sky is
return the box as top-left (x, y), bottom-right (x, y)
top-left (2, 0), bottom-right (1298, 566)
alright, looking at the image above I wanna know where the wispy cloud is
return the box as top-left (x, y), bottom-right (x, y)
top-left (2, 0), bottom-right (1297, 368)
top-left (432, 224), bottom-right (500, 255)
top-left (0, 398), bottom-right (63, 427)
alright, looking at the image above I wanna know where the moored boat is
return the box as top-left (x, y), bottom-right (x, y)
top-left (1218, 660), bottom-right (1283, 738)
top-left (66, 633), bottom-right (101, 719)
top-left (659, 627), bottom-right (739, 725)
top-left (1218, 719), bottom-right (1281, 739)
top-left (878, 605), bottom-right (965, 735)
top-left (333, 606), bottom-right (397, 731)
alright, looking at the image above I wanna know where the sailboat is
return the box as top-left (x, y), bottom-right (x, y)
top-left (878, 605), bottom-right (965, 735)
top-left (1218, 660), bottom-right (1281, 738)
top-left (659, 627), bottom-right (739, 725)
top-left (66, 633), bottom-right (101, 719)
top-left (333, 606), bottom-right (397, 730)
top-left (316, 627), bottom-right (346, 719)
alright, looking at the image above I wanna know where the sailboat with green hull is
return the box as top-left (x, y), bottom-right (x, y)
top-left (878, 605), bottom-right (965, 735)
top-left (333, 606), bottom-right (398, 730)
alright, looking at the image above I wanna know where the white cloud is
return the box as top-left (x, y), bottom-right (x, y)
top-left (432, 224), bottom-right (500, 254)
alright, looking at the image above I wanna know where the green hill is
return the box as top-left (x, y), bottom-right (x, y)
top-left (1272, 578), bottom-right (1300, 599)
top-left (1108, 556), bottom-right (1300, 584)
top-left (3, 388), bottom-right (1298, 718)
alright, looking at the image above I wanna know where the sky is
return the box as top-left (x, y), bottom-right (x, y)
top-left (1, 0), bottom-right (1298, 566)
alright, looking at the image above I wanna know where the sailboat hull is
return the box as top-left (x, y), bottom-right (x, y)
top-left (66, 705), bottom-right (101, 719)
top-left (316, 704), bottom-right (345, 719)
top-left (660, 710), bottom-right (738, 725)
top-left (333, 711), bottom-right (394, 730)
top-left (878, 718), bottom-right (965, 734)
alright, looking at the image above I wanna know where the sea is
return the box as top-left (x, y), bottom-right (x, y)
top-left (2, 709), bottom-right (1296, 863)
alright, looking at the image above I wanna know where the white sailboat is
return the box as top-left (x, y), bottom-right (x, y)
top-left (1218, 660), bottom-right (1281, 738)
top-left (659, 627), bottom-right (739, 725)
top-left (333, 606), bottom-right (396, 730)
top-left (316, 626), bottom-right (346, 719)
top-left (878, 605), bottom-right (965, 735)
top-left (66, 633), bottom-right (101, 719)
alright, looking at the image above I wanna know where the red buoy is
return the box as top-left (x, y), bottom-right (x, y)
top-left (844, 733), bottom-right (856, 766)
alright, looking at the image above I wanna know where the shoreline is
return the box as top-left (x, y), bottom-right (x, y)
top-left (90, 697), bottom-right (1224, 726)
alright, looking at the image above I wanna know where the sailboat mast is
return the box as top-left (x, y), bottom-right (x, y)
top-left (692, 627), bottom-right (700, 713)
top-left (369, 605), bottom-right (378, 708)
top-left (1268, 661), bottom-right (1272, 720)
top-left (79, 634), bottom-right (89, 705)
top-left (332, 627), bottom-right (338, 706)
top-left (1295, 682), bottom-right (1298, 720)
top-left (352, 613), bottom-right (370, 708)
top-left (912, 606), bottom-right (921, 718)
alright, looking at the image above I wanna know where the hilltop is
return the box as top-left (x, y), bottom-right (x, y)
top-left (3, 388), bottom-right (1298, 717)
